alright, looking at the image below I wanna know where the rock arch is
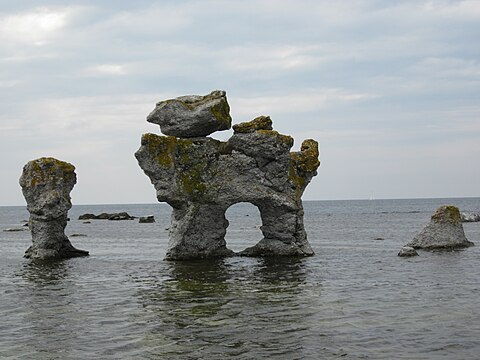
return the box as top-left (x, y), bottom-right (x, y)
top-left (135, 90), bottom-right (320, 260)
top-left (224, 202), bottom-right (263, 253)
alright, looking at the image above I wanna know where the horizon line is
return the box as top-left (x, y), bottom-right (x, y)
top-left (1, 195), bottom-right (479, 207)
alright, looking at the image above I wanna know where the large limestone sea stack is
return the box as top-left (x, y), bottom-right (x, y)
top-left (19, 157), bottom-right (89, 260)
top-left (405, 205), bottom-right (474, 250)
top-left (135, 90), bottom-right (320, 260)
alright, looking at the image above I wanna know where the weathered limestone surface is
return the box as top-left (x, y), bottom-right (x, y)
top-left (19, 157), bottom-right (89, 260)
top-left (398, 246), bottom-right (418, 257)
top-left (405, 205), bottom-right (474, 250)
top-left (461, 212), bottom-right (480, 223)
top-left (147, 90), bottom-right (232, 138)
top-left (136, 93), bottom-right (320, 260)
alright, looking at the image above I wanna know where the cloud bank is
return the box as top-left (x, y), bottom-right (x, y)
top-left (1, 0), bottom-right (479, 204)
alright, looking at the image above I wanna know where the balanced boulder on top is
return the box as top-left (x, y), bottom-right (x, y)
top-left (136, 90), bottom-right (320, 260)
top-left (147, 90), bottom-right (232, 138)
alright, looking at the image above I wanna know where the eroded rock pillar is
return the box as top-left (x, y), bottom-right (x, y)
top-left (19, 157), bottom-right (89, 260)
top-left (167, 204), bottom-right (233, 260)
top-left (240, 202), bottom-right (314, 256)
top-left (135, 90), bottom-right (320, 260)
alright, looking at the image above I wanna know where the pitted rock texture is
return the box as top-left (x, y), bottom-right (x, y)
top-left (19, 157), bottom-right (89, 260)
top-left (147, 90), bottom-right (232, 138)
top-left (405, 205), bottom-right (474, 250)
top-left (136, 97), bottom-right (320, 260)
top-left (398, 246), bottom-right (418, 257)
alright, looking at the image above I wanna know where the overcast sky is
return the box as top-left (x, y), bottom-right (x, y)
top-left (1, 0), bottom-right (479, 205)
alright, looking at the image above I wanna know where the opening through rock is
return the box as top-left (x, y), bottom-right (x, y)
top-left (224, 202), bottom-right (263, 253)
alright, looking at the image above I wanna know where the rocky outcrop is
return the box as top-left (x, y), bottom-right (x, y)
top-left (147, 90), bottom-right (232, 138)
top-left (19, 157), bottom-right (89, 260)
top-left (139, 215), bottom-right (155, 223)
top-left (135, 91), bottom-right (320, 260)
top-left (405, 205), bottom-right (474, 250)
top-left (398, 246), bottom-right (418, 257)
top-left (461, 212), bottom-right (480, 223)
top-left (78, 212), bottom-right (136, 221)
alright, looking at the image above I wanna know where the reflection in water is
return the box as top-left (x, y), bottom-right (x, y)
top-left (134, 257), bottom-right (322, 359)
top-left (19, 259), bottom-right (71, 284)
top-left (2, 200), bottom-right (480, 359)
top-left (11, 260), bottom-right (78, 360)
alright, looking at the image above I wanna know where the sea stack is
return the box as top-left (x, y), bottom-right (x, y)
top-left (19, 157), bottom-right (89, 260)
top-left (405, 205), bottom-right (474, 250)
top-left (135, 90), bottom-right (320, 260)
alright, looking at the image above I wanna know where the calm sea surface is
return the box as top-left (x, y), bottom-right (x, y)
top-left (1, 198), bottom-right (479, 359)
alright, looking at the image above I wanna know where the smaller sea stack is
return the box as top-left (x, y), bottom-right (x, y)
top-left (19, 157), bottom-right (89, 260)
top-left (406, 205), bottom-right (474, 250)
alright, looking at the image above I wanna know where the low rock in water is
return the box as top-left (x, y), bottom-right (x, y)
top-left (78, 212), bottom-right (136, 221)
top-left (398, 246), bottom-right (418, 257)
top-left (139, 215), bottom-right (155, 223)
top-left (405, 205), bottom-right (474, 250)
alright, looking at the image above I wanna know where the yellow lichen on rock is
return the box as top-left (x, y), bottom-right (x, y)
top-left (289, 139), bottom-right (320, 198)
top-left (136, 91), bottom-right (320, 259)
top-left (26, 157), bottom-right (75, 187)
top-left (431, 205), bottom-right (461, 224)
top-left (233, 116), bottom-right (273, 133)
top-left (210, 99), bottom-right (232, 126)
top-left (19, 156), bottom-right (89, 260)
top-left (141, 133), bottom-right (177, 167)
top-left (257, 130), bottom-right (294, 147)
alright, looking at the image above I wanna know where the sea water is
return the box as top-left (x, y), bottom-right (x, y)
top-left (1, 198), bottom-right (479, 359)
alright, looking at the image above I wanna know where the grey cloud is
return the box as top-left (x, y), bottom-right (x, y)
top-left (1, 0), bottom-right (479, 204)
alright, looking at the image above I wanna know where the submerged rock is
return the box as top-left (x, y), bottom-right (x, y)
top-left (108, 212), bottom-right (136, 221)
top-left (398, 246), bottom-right (418, 257)
top-left (135, 91), bottom-right (320, 260)
top-left (3, 228), bottom-right (28, 232)
top-left (19, 157), bottom-right (89, 260)
top-left (78, 212), bottom-right (135, 220)
top-left (139, 215), bottom-right (155, 223)
top-left (78, 213), bottom-right (96, 220)
top-left (147, 90), bottom-right (232, 138)
top-left (405, 205), bottom-right (474, 250)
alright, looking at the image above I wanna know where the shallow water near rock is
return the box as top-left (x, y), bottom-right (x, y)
top-left (1, 198), bottom-right (480, 359)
